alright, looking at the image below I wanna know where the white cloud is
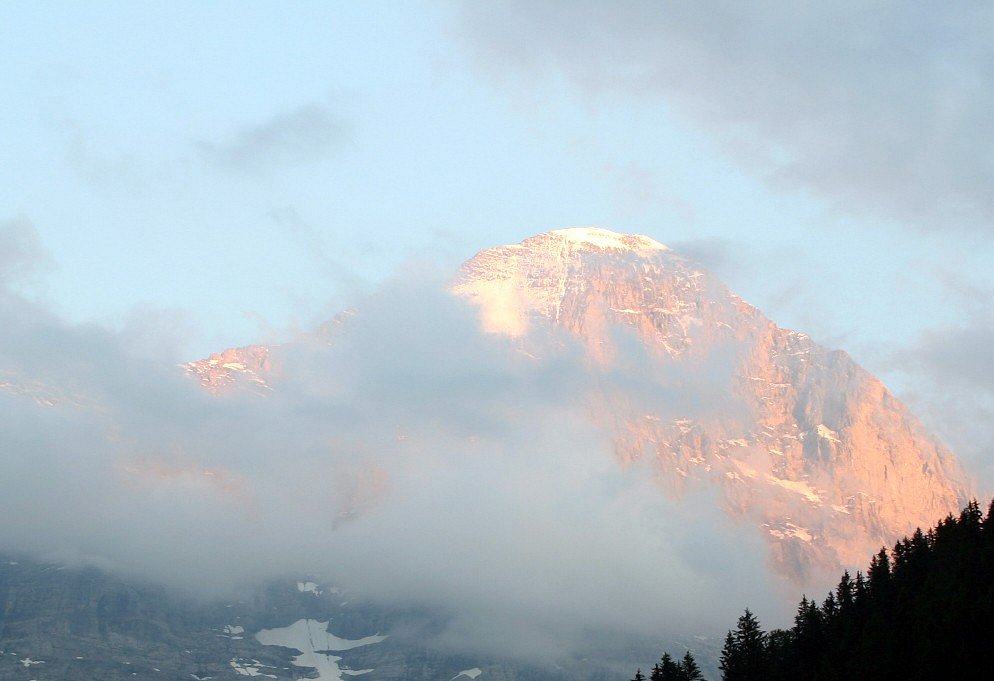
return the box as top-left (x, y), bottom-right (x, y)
top-left (0, 225), bottom-right (784, 663)
top-left (454, 1), bottom-right (994, 231)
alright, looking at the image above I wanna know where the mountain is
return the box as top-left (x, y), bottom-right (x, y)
top-left (0, 227), bottom-right (974, 680)
top-left (453, 228), bottom-right (969, 578)
top-left (0, 554), bottom-right (559, 681)
top-left (190, 227), bottom-right (969, 581)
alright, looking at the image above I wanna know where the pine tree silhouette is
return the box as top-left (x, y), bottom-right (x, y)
top-left (678, 650), bottom-right (704, 680)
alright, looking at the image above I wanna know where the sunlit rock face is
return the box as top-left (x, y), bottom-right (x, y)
top-left (189, 227), bottom-right (970, 583)
top-left (184, 345), bottom-right (273, 394)
top-left (453, 228), bottom-right (969, 581)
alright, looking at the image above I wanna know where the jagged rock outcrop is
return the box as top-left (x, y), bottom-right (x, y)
top-left (183, 345), bottom-right (273, 394)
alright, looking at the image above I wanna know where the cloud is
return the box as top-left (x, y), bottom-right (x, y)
top-left (0, 228), bottom-right (787, 665)
top-left (0, 218), bottom-right (52, 289)
top-left (64, 122), bottom-right (146, 189)
top-left (876, 268), bottom-right (994, 491)
top-left (198, 103), bottom-right (350, 173)
top-left (453, 1), bottom-right (994, 232)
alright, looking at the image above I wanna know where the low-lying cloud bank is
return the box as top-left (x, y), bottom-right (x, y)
top-left (0, 224), bottom-right (784, 661)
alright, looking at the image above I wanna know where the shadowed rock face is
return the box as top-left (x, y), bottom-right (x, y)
top-left (454, 228), bottom-right (969, 581)
top-left (188, 227), bottom-right (970, 583)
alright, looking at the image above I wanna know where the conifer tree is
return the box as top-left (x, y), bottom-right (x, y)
top-left (790, 596), bottom-right (823, 679)
top-left (835, 571), bottom-right (854, 611)
top-left (719, 631), bottom-right (738, 681)
top-left (961, 499), bottom-right (982, 531)
top-left (720, 609), bottom-right (766, 681)
top-left (662, 653), bottom-right (680, 681)
top-left (821, 591), bottom-right (837, 620)
top-left (867, 548), bottom-right (891, 599)
top-left (678, 651), bottom-right (704, 681)
top-left (650, 653), bottom-right (677, 681)
top-left (982, 498), bottom-right (994, 536)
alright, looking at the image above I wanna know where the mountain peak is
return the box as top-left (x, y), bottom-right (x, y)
top-left (453, 227), bottom-right (682, 337)
top-left (545, 227), bottom-right (669, 252)
top-left (452, 229), bottom-right (969, 578)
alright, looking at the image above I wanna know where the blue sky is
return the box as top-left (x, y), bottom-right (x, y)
top-left (4, 2), bottom-right (994, 476)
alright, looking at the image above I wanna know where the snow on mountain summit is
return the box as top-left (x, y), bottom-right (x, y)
top-left (451, 227), bottom-right (678, 336)
top-left (549, 227), bottom-right (669, 252)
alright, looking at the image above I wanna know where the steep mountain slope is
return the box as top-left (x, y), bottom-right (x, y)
top-left (452, 228), bottom-right (969, 578)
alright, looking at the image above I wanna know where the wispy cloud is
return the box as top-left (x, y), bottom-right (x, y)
top-left (198, 103), bottom-right (350, 173)
top-left (454, 1), bottom-right (994, 232)
top-left (0, 218), bottom-right (52, 288)
top-left (888, 273), bottom-right (994, 488)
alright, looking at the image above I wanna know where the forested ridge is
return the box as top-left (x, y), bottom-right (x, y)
top-left (633, 498), bottom-right (994, 680)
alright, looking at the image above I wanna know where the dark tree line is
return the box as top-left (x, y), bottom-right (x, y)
top-left (632, 650), bottom-right (704, 681)
top-left (632, 498), bottom-right (994, 681)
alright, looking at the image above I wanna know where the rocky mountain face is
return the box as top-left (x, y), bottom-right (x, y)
top-left (184, 345), bottom-right (274, 394)
top-left (187, 227), bottom-right (970, 581)
top-left (452, 228), bottom-right (969, 579)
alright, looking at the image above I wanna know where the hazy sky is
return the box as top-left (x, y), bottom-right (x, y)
top-left (3, 3), bottom-right (994, 664)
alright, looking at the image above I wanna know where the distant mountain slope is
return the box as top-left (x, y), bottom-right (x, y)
top-left (0, 555), bottom-right (624, 681)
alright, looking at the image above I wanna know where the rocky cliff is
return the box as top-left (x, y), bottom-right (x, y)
top-left (452, 228), bottom-right (969, 579)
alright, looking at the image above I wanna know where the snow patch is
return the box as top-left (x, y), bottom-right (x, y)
top-left (297, 581), bottom-right (323, 596)
top-left (453, 669), bottom-right (483, 680)
top-left (551, 227), bottom-right (668, 252)
top-left (766, 523), bottom-right (814, 542)
top-left (815, 424), bottom-right (841, 443)
top-left (255, 619), bottom-right (386, 681)
top-left (767, 475), bottom-right (822, 504)
top-left (230, 658), bottom-right (276, 677)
